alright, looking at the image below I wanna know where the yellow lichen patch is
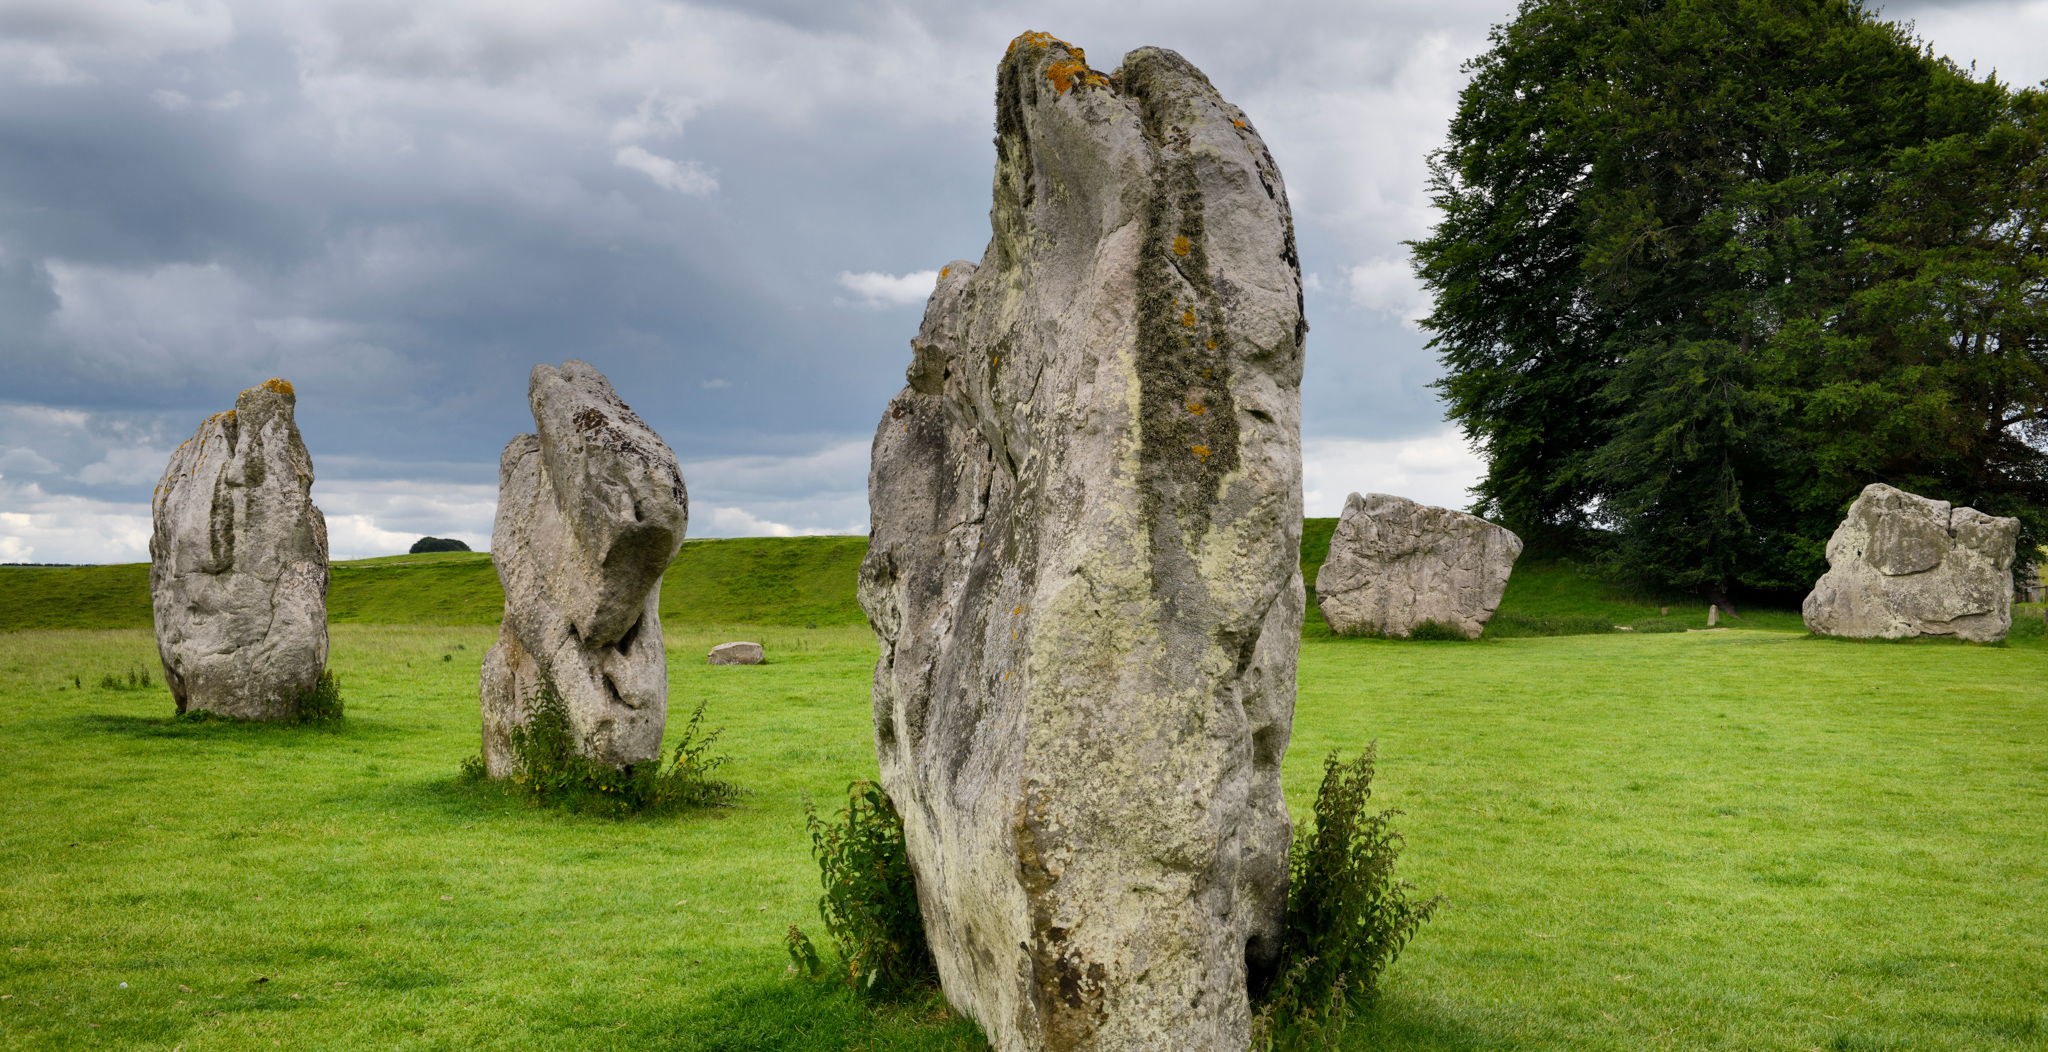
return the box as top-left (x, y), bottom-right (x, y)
top-left (1173, 236), bottom-right (1190, 256)
top-left (1008, 31), bottom-right (1065, 54)
top-left (1206, 339), bottom-right (1218, 350)
top-left (1046, 58), bottom-right (1091, 95)
top-left (1181, 309), bottom-right (1196, 327)
top-left (1232, 119), bottom-right (1247, 129)
top-left (1187, 402), bottom-right (1206, 415)
top-left (941, 266), bottom-right (951, 278)
top-left (258, 377), bottom-right (294, 396)
top-left (1192, 445), bottom-right (1211, 461)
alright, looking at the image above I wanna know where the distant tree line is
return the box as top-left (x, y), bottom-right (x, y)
top-left (1414, 0), bottom-right (2047, 605)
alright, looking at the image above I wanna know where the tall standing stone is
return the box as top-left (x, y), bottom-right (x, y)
top-left (1315, 492), bottom-right (1522, 639)
top-left (1803, 483), bottom-right (2018, 642)
top-left (859, 34), bottom-right (1303, 1052)
top-left (150, 379), bottom-right (330, 718)
top-left (479, 361), bottom-right (688, 776)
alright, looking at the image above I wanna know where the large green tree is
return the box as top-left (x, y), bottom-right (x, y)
top-left (1415, 0), bottom-right (2046, 602)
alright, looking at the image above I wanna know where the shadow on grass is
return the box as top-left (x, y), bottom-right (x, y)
top-left (75, 712), bottom-right (405, 741)
top-left (652, 980), bottom-right (987, 1052)
top-left (386, 773), bottom-right (749, 826)
top-left (1346, 990), bottom-right (1517, 1051)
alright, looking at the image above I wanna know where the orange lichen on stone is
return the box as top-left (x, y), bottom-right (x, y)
top-left (941, 266), bottom-right (951, 278)
top-left (1192, 445), bottom-right (1211, 461)
top-left (1173, 236), bottom-right (1190, 256)
top-left (1232, 119), bottom-right (1247, 128)
top-left (1181, 309), bottom-right (1196, 327)
top-left (258, 378), bottom-right (294, 396)
top-left (1047, 57), bottom-right (1107, 95)
top-left (1187, 402), bottom-right (1206, 415)
top-left (1008, 31), bottom-right (1065, 55)
top-left (1207, 338), bottom-right (1218, 349)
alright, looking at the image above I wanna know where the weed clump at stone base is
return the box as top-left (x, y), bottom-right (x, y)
top-left (170, 670), bottom-right (344, 723)
top-left (1253, 744), bottom-right (1440, 1050)
top-left (788, 780), bottom-right (937, 1000)
top-left (98, 667), bottom-right (154, 690)
top-left (457, 670), bottom-right (739, 815)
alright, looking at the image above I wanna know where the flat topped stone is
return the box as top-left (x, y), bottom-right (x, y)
top-left (1803, 483), bottom-right (2017, 641)
top-left (479, 360), bottom-right (689, 776)
top-left (150, 378), bottom-right (330, 719)
top-left (707, 641), bottom-right (763, 665)
top-left (859, 34), bottom-right (1304, 1052)
top-left (1316, 492), bottom-right (1522, 640)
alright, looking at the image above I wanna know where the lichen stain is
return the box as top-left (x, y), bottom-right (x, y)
top-left (257, 378), bottom-right (294, 397)
top-left (1173, 236), bottom-right (1190, 256)
top-left (1181, 309), bottom-right (1196, 327)
top-left (1193, 445), bottom-right (1211, 460)
top-left (1187, 403), bottom-right (1206, 415)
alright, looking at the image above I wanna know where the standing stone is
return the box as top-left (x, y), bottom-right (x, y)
top-left (1803, 483), bottom-right (2017, 642)
top-left (1315, 492), bottom-right (1521, 639)
top-left (150, 379), bottom-right (329, 718)
top-left (479, 361), bottom-right (688, 776)
top-left (859, 34), bottom-right (1303, 1052)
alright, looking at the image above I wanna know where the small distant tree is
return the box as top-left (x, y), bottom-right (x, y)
top-left (409, 536), bottom-right (472, 554)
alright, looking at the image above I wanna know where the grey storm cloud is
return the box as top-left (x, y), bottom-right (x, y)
top-left (1, 0), bottom-right (2040, 561)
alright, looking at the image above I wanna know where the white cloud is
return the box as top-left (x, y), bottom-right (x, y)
top-left (77, 445), bottom-right (172, 486)
top-left (1345, 258), bottom-right (1430, 329)
top-left (1302, 428), bottom-right (1484, 517)
top-left (700, 378), bottom-right (730, 389)
top-left (0, 0), bottom-right (235, 83)
top-left (837, 269), bottom-right (937, 307)
top-left (308, 477), bottom-right (498, 559)
top-left (0, 479), bottom-right (152, 564)
top-left (697, 505), bottom-right (844, 538)
top-left (0, 447), bottom-right (59, 474)
top-left (613, 145), bottom-right (717, 196)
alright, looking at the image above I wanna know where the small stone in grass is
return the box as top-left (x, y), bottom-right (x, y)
top-left (440, 895), bottom-right (452, 901)
top-left (118, 982), bottom-right (126, 989)
top-left (707, 642), bottom-right (763, 666)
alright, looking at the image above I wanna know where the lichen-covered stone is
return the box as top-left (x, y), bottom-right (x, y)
top-left (1803, 483), bottom-right (2017, 642)
top-left (479, 360), bottom-right (688, 775)
top-left (708, 641), bottom-right (762, 665)
top-left (150, 379), bottom-right (329, 719)
top-left (1315, 492), bottom-right (1522, 639)
top-left (858, 34), bottom-right (1303, 1052)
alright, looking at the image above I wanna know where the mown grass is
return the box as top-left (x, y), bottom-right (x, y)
top-left (2, 620), bottom-right (2042, 1050)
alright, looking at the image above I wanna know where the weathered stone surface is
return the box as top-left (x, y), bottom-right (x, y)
top-left (1314, 493), bottom-right (1521, 640)
top-left (1803, 483), bottom-right (2017, 642)
top-left (150, 379), bottom-right (330, 719)
top-left (479, 360), bottom-right (688, 776)
top-left (707, 641), bottom-right (763, 665)
top-left (858, 34), bottom-right (1303, 1052)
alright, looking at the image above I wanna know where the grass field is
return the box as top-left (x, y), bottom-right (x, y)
top-left (1, 614), bottom-right (2043, 1051)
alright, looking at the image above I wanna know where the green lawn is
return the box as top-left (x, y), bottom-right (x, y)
top-left (2, 620), bottom-right (2042, 1051)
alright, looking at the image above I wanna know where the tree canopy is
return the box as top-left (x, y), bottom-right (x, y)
top-left (1414, 0), bottom-right (2047, 601)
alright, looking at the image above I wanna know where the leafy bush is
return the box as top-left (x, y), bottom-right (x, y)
top-left (471, 669), bottom-right (740, 815)
top-left (1483, 612), bottom-right (1616, 638)
top-left (1254, 744), bottom-right (1440, 1048)
top-left (408, 536), bottom-right (472, 554)
top-left (791, 781), bottom-right (936, 999)
top-left (292, 670), bottom-right (345, 721)
top-left (1628, 617), bottom-right (1689, 634)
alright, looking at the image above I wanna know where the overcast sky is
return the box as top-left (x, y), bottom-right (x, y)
top-left (2, 0), bottom-right (2042, 562)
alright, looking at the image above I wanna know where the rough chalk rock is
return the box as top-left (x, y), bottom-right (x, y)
top-left (1803, 483), bottom-right (2017, 642)
top-left (858, 35), bottom-right (1303, 1052)
top-left (707, 642), bottom-right (763, 665)
top-left (150, 379), bottom-right (330, 719)
top-left (479, 360), bottom-right (688, 776)
top-left (1315, 492), bottom-right (1522, 639)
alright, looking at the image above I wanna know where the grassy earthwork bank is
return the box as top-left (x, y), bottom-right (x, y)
top-left (2, 534), bottom-right (2045, 1050)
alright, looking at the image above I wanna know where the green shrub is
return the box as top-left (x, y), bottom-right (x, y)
top-left (1483, 611), bottom-right (1617, 638)
top-left (793, 781), bottom-right (936, 1000)
top-left (292, 670), bottom-right (345, 721)
top-left (408, 536), bottom-right (472, 554)
top-left (1628, 617), bottom-right (1689, 634)
top-left (475, 669), bottom-right (740, 815)
top-left (1255, 744), bottom-right (1440, 1048)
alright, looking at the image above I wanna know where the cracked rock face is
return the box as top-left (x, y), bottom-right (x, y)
top-left (858, 34), bottom-right (1303, 1052)
top-left (150, 379), bottom-right (330, 719)
top-left (1803, 483), bottom-right (2017, 642)
top-left (1315, 492), bottom-right (1522, 639)
top-left (480, 360), bottom-right (688, 775)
